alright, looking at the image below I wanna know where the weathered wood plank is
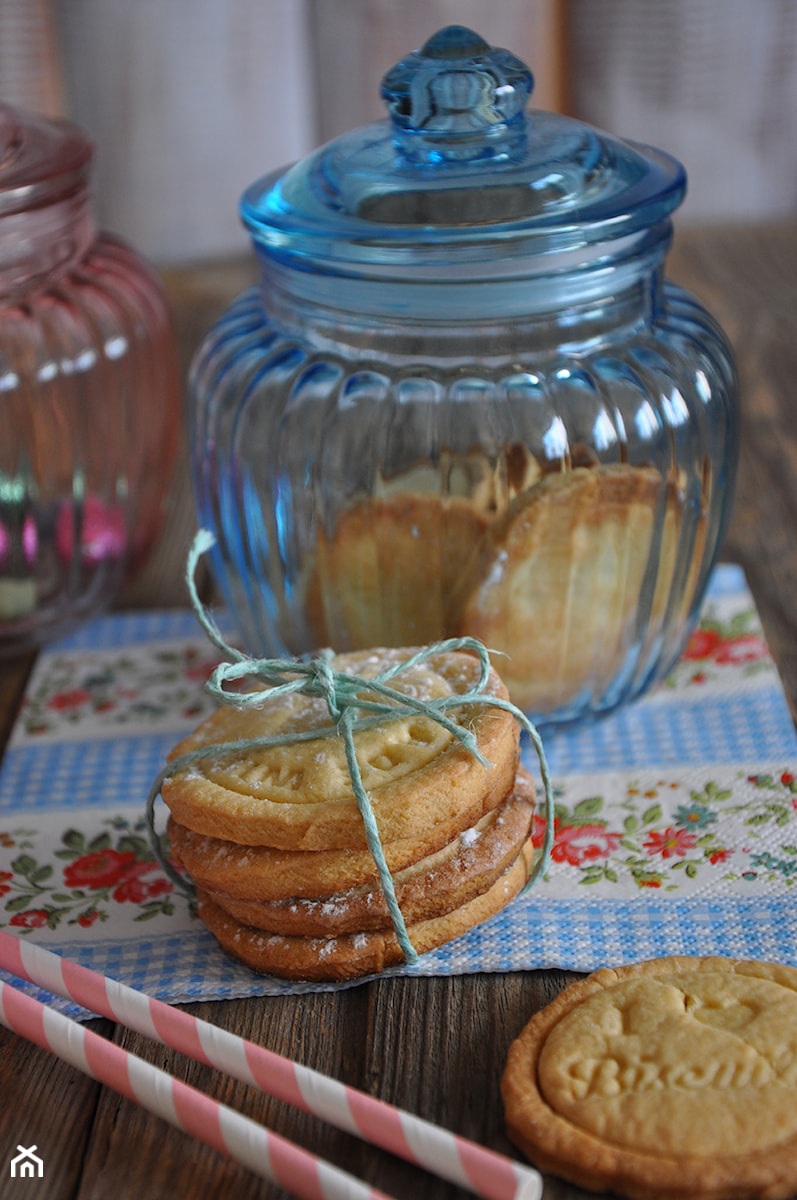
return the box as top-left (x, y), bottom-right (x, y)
top-left (0, 1020), bottom-right (112, 1198)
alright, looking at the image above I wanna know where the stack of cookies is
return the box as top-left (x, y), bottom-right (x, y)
top-left (163, 646), bottom-right (535, 982)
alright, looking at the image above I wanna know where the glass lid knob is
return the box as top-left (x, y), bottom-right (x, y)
top-left (380, 24), bottom-right (533, 162)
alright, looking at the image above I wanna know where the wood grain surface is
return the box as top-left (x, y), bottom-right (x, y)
top-left (0, 220), bottom-right (795, 1199)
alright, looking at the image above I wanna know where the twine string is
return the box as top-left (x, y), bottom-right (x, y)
top-left (147, 530), bottom-right (555, 966)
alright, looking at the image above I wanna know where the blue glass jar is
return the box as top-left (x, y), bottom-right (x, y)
top-left (189, 26), bottom-right (738, 725)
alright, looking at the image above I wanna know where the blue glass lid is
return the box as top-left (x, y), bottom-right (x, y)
top-left (241, 25), bottom-right (686, 276)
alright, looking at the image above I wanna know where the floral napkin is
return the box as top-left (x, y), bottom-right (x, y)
top-left (1, 568), bottom-right (796, 1016)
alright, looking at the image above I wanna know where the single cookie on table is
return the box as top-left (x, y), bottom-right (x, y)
top-left (195, 841), bottom-right (533, 983)
top-left (454, 464), bottom-right (706, 714)
top-left (501, 956), bottom-right (797, 1200)
top-left (162, 645), bottom-right (519, 851)
top-left (190, 767), bottom-right (535, 936)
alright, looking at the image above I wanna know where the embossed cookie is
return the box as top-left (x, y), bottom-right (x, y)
top-left (454, 465), bottom-right (705, 714)
top-left (162, 646), bottom-right (519, 850)
top-left (195, 842), bottom-right (533, 982)
top-left (192, 768), bottom-right (535, 935)
top-left (502, 956), bottom-right (797, 1200)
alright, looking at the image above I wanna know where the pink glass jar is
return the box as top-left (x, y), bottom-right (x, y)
top-left (0, 103), bottom-right (181, 655)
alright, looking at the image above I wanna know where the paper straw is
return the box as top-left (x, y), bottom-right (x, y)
top-left (0, 976), bottom-right (392, 1200)
top-left (0, 930), bottom-right (541, 1200)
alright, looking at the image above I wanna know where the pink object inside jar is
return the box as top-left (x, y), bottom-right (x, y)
top-left (55, 496), bottom-right (128, 566)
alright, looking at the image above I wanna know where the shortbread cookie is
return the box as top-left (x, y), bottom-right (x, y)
top-left (197, 768), bottom-right (535, 935)
top-left (167, 763), bottom-right (535, 903)
top-left (454, 465), bottom-right (701, 713)
top-left (307, 494), bottom-right (490, 649)
top-left (195, 842), bottom-right (533, 982)
top-left (162, 646), bottom-right (519, 850)
top-left (502, 956), bottom-right (797, 1200)
top-left (167, 814), bottom-right (458, 902)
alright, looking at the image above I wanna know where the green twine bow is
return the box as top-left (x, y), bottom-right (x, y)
top-left (146, 529), bottom-right (554, 967)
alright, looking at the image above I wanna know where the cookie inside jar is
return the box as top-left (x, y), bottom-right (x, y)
top-left (302, 449), bottom-right (708, 720)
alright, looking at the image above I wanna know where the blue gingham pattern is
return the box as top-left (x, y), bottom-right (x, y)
top-left (541, 687), bottom-right (796, 773)
top-left (52, 608), bottom-right (209, 650)
top-left (0, 736), bottom-right (178, 813)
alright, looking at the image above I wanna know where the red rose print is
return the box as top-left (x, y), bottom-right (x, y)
top-left (63, 848), bottom-right (137, 889)
top-left (48, 688), bottom-right (92, 711)
top-left (531, 814), bottom-right (554, 849)
top-left (550, 824), bottom-right (623, 867)
top-left (643, 826), bottom-right (697, 859)
top-left (713, 634), bottom-right (768, 666)
top-left (112, 861), bottom-right (172, 904)
top-left (682, 629), bottom-right (722, 661)
top-left (0, 870), bottom-right (13, 897)
top-left (9, 909), bottom-right (49, 928)
top-left (77, 910), bottom-right (101, 927)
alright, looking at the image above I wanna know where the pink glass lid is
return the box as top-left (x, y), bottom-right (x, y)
top-left (0, 103), bottom-right (92, 216)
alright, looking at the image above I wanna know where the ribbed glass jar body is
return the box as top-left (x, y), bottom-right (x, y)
top-left (190, 240), bottom-right (737, 726)
top-left (0, 214), bottom-right (180, 655)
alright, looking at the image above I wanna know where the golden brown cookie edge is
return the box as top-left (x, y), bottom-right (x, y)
top-left (501, 956), bottom-right (797, 1200)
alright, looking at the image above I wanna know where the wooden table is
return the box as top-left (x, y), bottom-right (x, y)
top-left (1, 220), bottom-right (796, 1199)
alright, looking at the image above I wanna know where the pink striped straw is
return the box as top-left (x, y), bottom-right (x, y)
top-left (0, 930), bottom-right (541, 1200)
top-left (0, 976), bottom-right (391, 1200)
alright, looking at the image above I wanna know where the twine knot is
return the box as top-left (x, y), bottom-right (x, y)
top-left (307, 653), bottom-right (342, 722)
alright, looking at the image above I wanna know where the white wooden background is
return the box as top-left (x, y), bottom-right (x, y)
top-left (308, 0), bottom-right (566, 144)
top-left (569, 0), bottom-right (797, 229)
top-left (1, 0), bottom-right (795, 264)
